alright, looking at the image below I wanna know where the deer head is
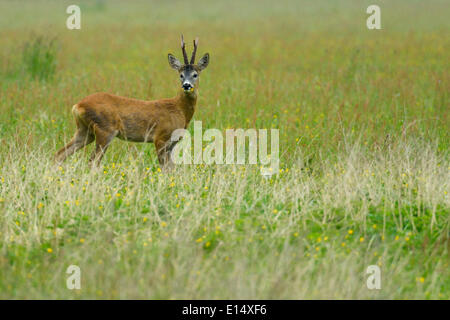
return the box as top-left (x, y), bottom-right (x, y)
top-left (168, 35), bottom-right (209, 93)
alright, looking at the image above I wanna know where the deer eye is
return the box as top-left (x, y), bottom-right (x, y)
top-left (180, 74), bottom-right (184, 79)
top-left (193, 73), bottom-right (198, 78)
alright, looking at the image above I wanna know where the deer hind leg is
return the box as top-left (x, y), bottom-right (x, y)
top-left (89, 126), bottom-right (118, 167)
top-left (54, 127), bottom-right (94, 163)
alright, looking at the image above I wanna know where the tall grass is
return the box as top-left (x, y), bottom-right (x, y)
top-left (0, 136), bottom-right (448, 299)
top-left (22, 36), bottom-right (57, 81)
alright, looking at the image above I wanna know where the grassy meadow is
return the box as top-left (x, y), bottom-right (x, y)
top-left (0, 0), bottom-right (449, 299)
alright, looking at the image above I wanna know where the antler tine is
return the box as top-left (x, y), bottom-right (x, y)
top-left (190, 37), bottom-right (199, 64)
top-left (180, 34), bottom-right (189, 64)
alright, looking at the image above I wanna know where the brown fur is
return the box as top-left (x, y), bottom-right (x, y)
top-left (54, 89), bottom-right (197, 168)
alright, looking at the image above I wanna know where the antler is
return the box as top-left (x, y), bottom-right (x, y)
top-left (180, 34), bottom-right (189, 64)
top-left (190, 37), bottom-right (199, 64)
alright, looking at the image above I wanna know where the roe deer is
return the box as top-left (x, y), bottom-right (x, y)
top-left (54, 35), bottom-right (209, 168)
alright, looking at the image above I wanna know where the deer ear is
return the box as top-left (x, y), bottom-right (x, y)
top-left (197, 53), bottom-right (209, 71)
top-left (168, 53), bottom-right (182, 70)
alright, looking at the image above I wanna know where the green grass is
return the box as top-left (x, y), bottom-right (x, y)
top-left (0, 0), bottom-right (448, 299)
top-left (22, 36), bottom-right (58, 81)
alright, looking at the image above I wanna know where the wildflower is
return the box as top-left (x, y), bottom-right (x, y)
top-left (360, 237), bottom-right (364, 242)
top-left (293, 232), bottom-right (299, 237)
top-left (161, 221), bottom-right (167, 227)
top-left (143, 217), bottom-right (148, 222)
top-left (47, 248), bottom-right (53, 253)
top-left (341, 242), bottom-right (346, 247)
top-left (79, 238), bottom-right (85, 243)
top-left (272, 209), bottom-right (278, 214)
top-left (261, 225), bottom-right (266, 230)
top-left (372, 224), bottom-right (377, 229)
top-left (196, 238), bottom-right (203, 243)
top-left (348, 229), bottom-right (353, 235)
top-left (205, 241), bottom-right (211, 248)
top-left (395, 235), bottom-right (399, 241)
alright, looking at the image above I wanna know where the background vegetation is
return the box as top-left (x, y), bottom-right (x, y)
top-left (0, 0), bottom-right (448, 299)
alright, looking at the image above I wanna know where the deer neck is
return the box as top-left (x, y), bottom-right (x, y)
top-left (176, 89), bottom-right (197, 126)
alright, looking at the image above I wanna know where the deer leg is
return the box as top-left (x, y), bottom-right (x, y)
top-left (155, 138), bottom-right (174, 170)
top-left (54, 128), bottom-right (94, 163)
top-left (89, 127), bottom-right (117, 167)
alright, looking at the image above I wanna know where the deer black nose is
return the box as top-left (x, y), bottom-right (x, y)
top-left (182, 83), bottom-right (192, 90)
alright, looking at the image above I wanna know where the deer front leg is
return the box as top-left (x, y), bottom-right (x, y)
top-left (89, 127), bottom-right (117, 167)
top-left (154, 138), bottom-right (175, 170)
